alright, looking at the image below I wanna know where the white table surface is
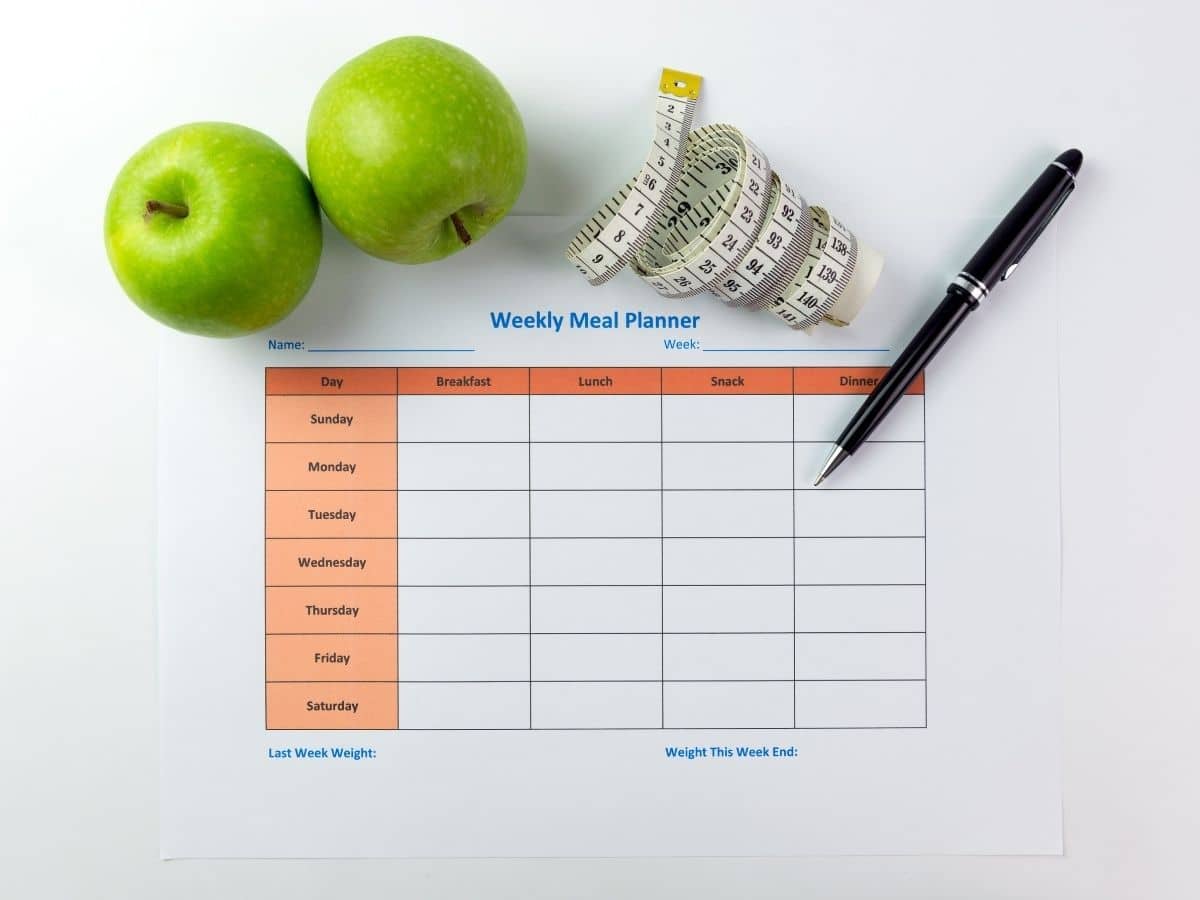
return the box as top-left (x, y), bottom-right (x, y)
top-left (2, 0), bottom-right (1198, 896)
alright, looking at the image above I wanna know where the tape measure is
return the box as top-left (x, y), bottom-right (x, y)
top-left (566, 69), bottom-right (884, 330)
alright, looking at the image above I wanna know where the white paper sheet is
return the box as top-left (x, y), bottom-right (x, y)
top-left (159, 215), bottom-right (1061, 857)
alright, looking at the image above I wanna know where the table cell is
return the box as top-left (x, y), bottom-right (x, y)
top-left (663, 585), bottom-right (793, 633)
top-left (266, 395), bottom-right (396, 443)
top-left (397, 394), bottom-right (529, 441)
top-left (663, 681), bottom-right (793, 728)
top-left (794, 681), bottom-right (925, 728)
top-left (532, 586), bottom-right (662, 634)
top-left (398, 682), bottom-right (530, 729)
top-left (398, 634), bottom-right (530, 681)
top-left (530, 394), bottom-right (660, 441)
top-left (794, 633), bottom-right (926, 680)
top-left (663, 489), bottom-right (792, 537)
top-left (267, 443), bottom-right (397, 490)
top-left (794, 537), bottom-right (925, 585)
top-left (530, 442), bottom-right (660, 490)
top-left (663, 442), bottom-right (792, 489)
top-left (398, 586), bottom-right (529, 634)
top-left (532, 538), bottom-right (660, 586)
top-left (662, 367), bottom-right (793, 395)
top-left (663, 537), bottom-right (792, 585)
top-left (266, 367), bottom-right (397, 396)
top-left (267, 586), bottom-right (398, 634)
top-left (398, 538), bottom-right (529, 586)
top-left (662, 394), bottom-right (793, 441)
top-left (664, 634), bottom-right (793, 680)
top-left (794, 489), bottom-right (925, 537)
top-left (530, 367), bottom-right (660, 395)
top-left (792, 367), bottom-right (924, 395)
top-left (532, 682), bottom-right (662, 729)
top-left (267, 634), bottom-right (398, 681)
top-left (397, 367), bottom-right (529, 395)
top-left (266, 538), bottom-right (396, 587)
top-left (531, 490), bottom-right (660, 537)
top-left (267, 682), bottom-right (397, 729)
top-left (266, 490), bottom-right (397, 538)
top-left (398, 442), bottom-right (529, 490)
top-left (398, 489), bottom-right (528, 538)
top-left (532, 633), bottom-right (661, 680)
top-left (794, 585), bottom-right (925, 632)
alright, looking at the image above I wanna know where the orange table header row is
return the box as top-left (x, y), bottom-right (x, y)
top-left (266, 367), bottom-right (923, 395)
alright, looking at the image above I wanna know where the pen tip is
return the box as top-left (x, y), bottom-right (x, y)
top-left (814, 445), bottom-right (849, 487)
top-left (1056, 148), bottom-right (1083, 177)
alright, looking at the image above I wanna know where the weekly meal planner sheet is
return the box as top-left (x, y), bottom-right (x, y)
top-left (159, 216), bottom-right (1062, 857)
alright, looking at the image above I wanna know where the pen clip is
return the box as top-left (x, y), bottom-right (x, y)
top-left (1003, 183), bottom-right (1074, 280)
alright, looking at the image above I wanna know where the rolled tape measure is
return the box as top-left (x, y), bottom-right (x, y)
top-left (566, 69), bottom-right (884, 330)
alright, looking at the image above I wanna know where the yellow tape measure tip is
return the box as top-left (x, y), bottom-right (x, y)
top-left (660, 68), bottom-right (702, 100)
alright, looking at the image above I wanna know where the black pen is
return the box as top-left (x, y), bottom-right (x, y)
top-left (813, 149), bottom-right (1082, 485)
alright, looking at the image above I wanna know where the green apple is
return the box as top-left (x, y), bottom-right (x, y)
top-left (104, 123), bottom-right (323, 337)
top-left (306, 36), bottom-right (527, 264)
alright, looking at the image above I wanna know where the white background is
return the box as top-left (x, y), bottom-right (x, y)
top-left (1, 0), bottom-right (1197, 896)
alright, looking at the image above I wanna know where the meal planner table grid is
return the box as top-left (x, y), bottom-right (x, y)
top-left (264, 366), bottom-right (926, 731)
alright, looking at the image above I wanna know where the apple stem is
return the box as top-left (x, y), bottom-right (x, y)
top-left (144, 200), bottom-right (189, 221)
top-left (450, 212), bottom-right (472, 246)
